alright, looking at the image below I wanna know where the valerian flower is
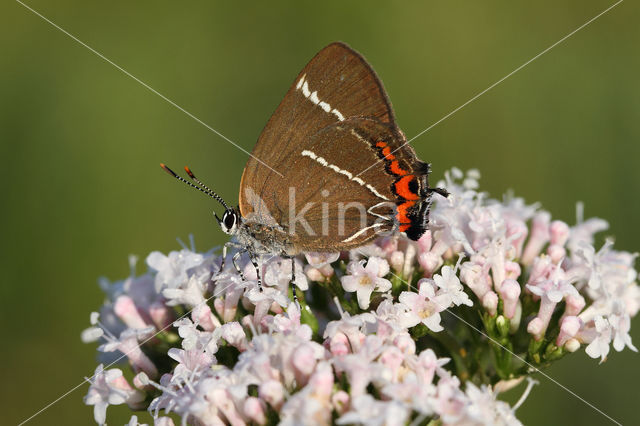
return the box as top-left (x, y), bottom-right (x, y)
top-left (82, 169), bottom-right (639, 425)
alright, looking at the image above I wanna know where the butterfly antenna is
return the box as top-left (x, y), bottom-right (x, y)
top-left (160, 163), bottom-right (230, 209)
top-left (183, 166), bottom-right (231, 210)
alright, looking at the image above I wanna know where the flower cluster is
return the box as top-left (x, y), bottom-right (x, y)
top-left (82, 169), bottom-right (639, 425)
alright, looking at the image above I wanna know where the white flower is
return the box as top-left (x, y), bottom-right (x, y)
top-left (463, 382), bottom-right (522, 426)
top-left (433, 265), bottom-right (473, 307)
top-left (609, 313), bottom-right (637, 353)
top-left (336, 394), bottom-right (409, 426)
top-left (398, 281), bottom-right (447, 332)
top-left (146, 249), bottom-right (205, 291)
top-left (167, 347), bottom-right (215, 381)
top-left (162, 275), bottom-right (207, 307)
top-left (341, 257), bottom-right (392, 309)
top-left (84, 364), bottom-right (144, 425)
top-left (585, 316), bottom-right (612, 362)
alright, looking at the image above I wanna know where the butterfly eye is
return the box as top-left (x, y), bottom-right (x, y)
top-left (223, 211), bottom-right (236, 230)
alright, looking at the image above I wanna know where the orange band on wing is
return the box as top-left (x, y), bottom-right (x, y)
top-left (394, 175), bottom-right (419, 200)
top-left (396, 200), bottom-right (415, 224)
top-left (389, 160), bottom-right (408, 176)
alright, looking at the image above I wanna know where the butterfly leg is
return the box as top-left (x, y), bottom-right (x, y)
top-left (289, 256), bottom-right (299, 307)
top-left (220, 241), bottom-right (243, 273)
top-left (232, 250), bottom-right (247, 281)
top-left (249, 254), bottom-right (263, 292)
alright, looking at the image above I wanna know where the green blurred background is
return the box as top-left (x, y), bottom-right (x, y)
top-left (2, 1), bottom-right (639, 424)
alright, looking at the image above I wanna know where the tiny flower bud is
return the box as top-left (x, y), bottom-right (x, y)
top-left (549, 220), bottom-right (570, 246)
top-left (114, 295), bottom-right (148, 329)
top-left (498, 279), bottom-right (521, 319)
top-left (292, 344), bottom-right (319, 385)
top-left (389, 250), bottom-right (405, 272)
top-left (527, 317), bottom-right (544, 340)
top-left (482, 291), bottom-right (499, 316)
top-left (192, 304), bottom-right (220, 332)
top-left (507, 220), bottom-right (528, 259)
top-left (393, 334), bottom-right (416, 355)
top-left (417, 230), bottom-right (433, 253)
top-left (564, 293), bottom-right (586, 318)
top-left (329, 332), bottom-right (350, 356)
top-left (522, 211), bottom-right (551, 266)
top-left (149, 301), bottom-right (173, 329)
top-left (547, 244), bottom-right (566, 264)
top-left (213, 297), bottom-right (225, 318)
top-left (419, 252), bottom-right (443, 278)
top-left (305, 265), bottom-right (325, 282)
top-left (504, 261), bottom-right (521, 280)
top-left (496, 315), bottom-right (509, 337)
top-left (155, 418), bottom-right (175, 426)
top-left (332, 390), bottom-right (350, 415)
top-left (556, 316), bottom-right (581, 347)
top-left (259, 380), bottom-right (284, 410)
top-left (565, 338), bottom-right (581, 353)
top-left (244, 397), bottom-right (267, 425)
top-left (135, 372), bottom-right (150, 386)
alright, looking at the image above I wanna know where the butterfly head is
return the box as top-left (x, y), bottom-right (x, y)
top-left (216, 208), bottom-right (240, 235)
top-left (160, 164), bottom-right (242, 235)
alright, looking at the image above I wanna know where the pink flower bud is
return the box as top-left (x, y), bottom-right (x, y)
top-left (557, 316), bottom-right (581, 347)
top-left (304, 252), bottom-right (340, 267)
top-left (564, 293), bottom-right (586, 318)
top-left (522, 211), bottom-right (551, 266)
top-left (259, 380), bottom-right (284, 410)
top-left (507, 220), bottom-right (528, 259)
top-left (305, 265), bottom-right (325, 282)
top-left (221, 322), bottom-right (248, 351)
top-left (389, 250), bottom-right (405, 272)
top-left (460, 261), bottom-right (491, 299)
top-left (244, 397), bottom-right (266, 425)
top-left (527, 317), bottom-right (544, 340)
top-left (329, 332), bottom-right (350, 356)
top-left (499, 279), bottom-right (521, 319)
top-left (114, 296), bottom-right (148, 329)
top-left (377, 236), bottom-right (399, 255)
top-left (527, 256), bottom-right (553, 288)
top-left (118, 334), bottom-right (158, 379)
top-left (504, 261), bottom-right (521, 280)
top-left (213, 297), bottom-right (224, 318)
top-left (191, 304), bottom-right (220, 332)
top-left (418, 252), bottom-right (443, 277)
top-left (417, 230), bottom-right (433, 253)
top-left (482, 291), bottom-right (499, 316)
top-left (318, 263), bottom-right (334, 278)
top-left (308, 361), bottom-right (334, 399)
top-left (132, 372), bottom-right (151, 390)
top-left (292, 344), bottom-right (318, 386)
top-left (565, 338), bottom-right (581, 353)
top-left (393, 334), bottom-right (416, 355)
top-left (549, 220), bottom-right (570, 246)
top-left (332, 390), bottom-right (350, 415)
top-left (547, 244), bottom-right (566, 264)
top-left (380, 347), bottom-right (404, 381)
top-left (148, 301), bottom-right (173, 329)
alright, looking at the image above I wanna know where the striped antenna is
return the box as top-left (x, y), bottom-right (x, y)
top-left (160, 163), bottom-right (230, 210)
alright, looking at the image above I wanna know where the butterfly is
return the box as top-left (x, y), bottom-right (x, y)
top-left (162, 42), bottom-right (447, 300)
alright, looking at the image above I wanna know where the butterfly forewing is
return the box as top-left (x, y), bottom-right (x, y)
top-left (240, 42), bottom-right (397, 219)
top-left (239, 42), bottom-right (432, 253)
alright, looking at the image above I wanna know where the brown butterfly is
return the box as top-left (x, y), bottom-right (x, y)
top-left (162, 42), bottom-right (447, 299)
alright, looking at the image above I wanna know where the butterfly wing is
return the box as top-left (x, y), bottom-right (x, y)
top-left (239, 43), bottom-right (432, 252)
top-left (240, 42), bottom-right (396, 216)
